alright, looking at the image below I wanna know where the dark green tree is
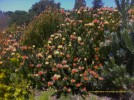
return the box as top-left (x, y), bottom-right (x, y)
top-left (92, 0), bottom-right (104, 9)
top-left (7, 10), bottom-right (30, 26)
top-left (114, 0), bottom-right (134, 76)
top-left (74, 0), bottom-right (86, 9)
top-left (29, 0), bottom-right (60, 18)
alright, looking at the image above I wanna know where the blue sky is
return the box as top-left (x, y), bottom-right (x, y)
top-left (0, 0), bottom-right (116, 12)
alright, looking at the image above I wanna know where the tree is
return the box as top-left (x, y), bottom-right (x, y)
top-left (74, 0), bottom-right (86, 10)
top-left (7, 11), bottom-right (30, 26)
top-left (92, 0), bottom-right (104, 9)
top-left (115, 0), bottom-right (134, 76)
top-left (29, 0), bottom-right (60, 17)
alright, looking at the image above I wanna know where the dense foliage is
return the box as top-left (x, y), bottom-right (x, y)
top-left (0, 1), bottom-right (134, 99)
top-left (24, 8), bottom-right (64, 47)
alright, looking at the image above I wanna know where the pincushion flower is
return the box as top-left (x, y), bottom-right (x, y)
top-left (36, 64), bottom-right (42, 68)
top-left (50, 34), bottom-right (54, 38)
top-left (47, 55), bottom-right (52, 59)
top-left (48, 40), bottom-right (52, 44)
top-left (29, 64), bottom-right (34, 67)
top-left (71, 79), bottom-right (76, 83)
top-left (63, 65), bottom-right (69, 68)
top-left (56, 64), bottom-right (62, 68)
top-left (104, 21), bottom-right (109, 24)
top-left (83, 77), bottom-right (89, 81)
top-left (54, 50), bottom-right (60, 55)
top-left (98, 77), bottom-right (104, 80)
top-left (0, 61), bottom-right (3, 65)
top-left (21, 46), bottom-right (27, 50)
top-left (92, 19), bottom-right (100, 24)
top-left (78, 37), bottom-right (82, 42)
top-left (72, 69), bottom-right (78, 74)
top-left (94, 65), bottom-right (98, 69)
top-left (70, 35), bottom-right (76, 40)
top-left (48, 81), bottom-right (53, 86)
top-left (84, 23), bottom-right (94, 27)
top-left (37, 53), bottom-right (43, 58)
top-left (45, 62), bottom-right (49, 65)
top-left (67, 88), bottom-right (71, 92)
top-left (52, 74), bottom-right (61, 81)
top-left (38, 71), bottom-right (44, 76)
top-left (77, 11), bottom-right (80, 14)
top-left (58, 45), bottom-right (63, 49)
top-left (76, 83), bottom-right (81, 87)
top-left (62, 60), bottom-right (67, 65)
top-left (22, 55), bottom-right (28, 60)
top-left (62, 38), bottom-right (65, 41)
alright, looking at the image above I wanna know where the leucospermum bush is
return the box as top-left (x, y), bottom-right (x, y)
top-left (25, 7), bottom-right (122, 96)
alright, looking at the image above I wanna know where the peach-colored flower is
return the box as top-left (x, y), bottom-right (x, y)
top-left (73, 63), bottom-right (77, 67)
top-left (81, 87), bottom-right (87, 92)
top-left (63, 65), bottom-right (69, 68)
top-left (29, 64), bottom-right (34, 67)
top-left (98, 77), bottom-right (104, 80)
top-left (66, 54), bottom-right (71, 59)
top-left (0, 61), bottom-right (3, 65)
top-left (76, 83), bottom-right (81, 87)
top-left (36, 64), bottom-right (42, 68)
top-left (73, 57), bottom-right (78, 62)
top-left (94, 65), bottom-right (98, 69)
top-left (92, 19), bottom-right (99, 24)
top-left (70, 35), bottom-right (76, 40)
top-left (72, 69), bottom-right (78, 74)
top-left (78, 66), bottom-right (84, 70)
top-left (99, 63), bottom-right (103, 67)
top-left (38, 71), bottom-right (44, 76)
top-left (56, 64), bottom-right (62, 68)
top-left (52, 74), bottom-right (61, 81)
top-left (22, 55), bottom-right (28, 60)
top-left (84, 77), bottom-right (89, 81)
top-left (62, 60), bottom-right (67, 65)
top-left (48, 81), bottom-right (53, 86)
top-left (52, 67), bottom-right (57, 71)
top-left (37, 53), bottom-right (43, 58)
top-left (71, 79), bottom-right (76, 83)
top-left (21, 46), bottom-right (27, 50)
top-left (67, 88), bottom-right (71, 92)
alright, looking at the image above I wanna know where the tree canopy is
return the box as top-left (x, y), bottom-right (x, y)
top-left (74, 0), bottom-right (86, 9)
top-left (92, 0), bottom-right (104, 9)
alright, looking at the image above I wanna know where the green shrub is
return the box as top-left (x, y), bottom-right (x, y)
top-left (23, 7), bottom-right (124, 97)
top-left (24, 8), bottom-right (64, 47)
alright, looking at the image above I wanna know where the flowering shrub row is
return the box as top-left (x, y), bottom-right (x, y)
top-left (0, 7), bottom-right (133, 99)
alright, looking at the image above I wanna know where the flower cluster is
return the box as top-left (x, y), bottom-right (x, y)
top-left (30, 7), bottom-right (120, 94)
top-left (1, 7), bottom-right (132, 98)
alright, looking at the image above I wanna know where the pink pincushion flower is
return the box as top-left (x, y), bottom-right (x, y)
top-left (22, 55), bottom-right (28, 60)
top-left (62, 60), bottom-right (67, 65)
top-left (48, 81), bottom-right (53, 86)
top-left (72, 69), bottom-right (78, 74)
top-left (38, 71), bottom-right (44, 75)
top-left (36, 64), bottom-right (42, 68)
top-left (56, 64), bottom-right (63, 68)
top-left (70, 35), bottom-right (76, 40)
top-left (93, 19), bottom-right (100, 24)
